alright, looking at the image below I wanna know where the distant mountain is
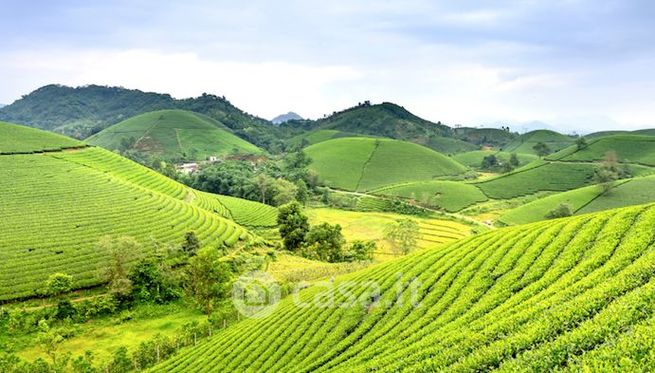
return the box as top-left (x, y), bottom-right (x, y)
top-left (293, 101), bottom-right (477, 154)
top-left (0, 104), bottom-right (5, 109)
top-left (87, 109), bottom-right (262, 161)
top-left (271, 111), bottom-right (303, 125)
top-left (0, 84), bottom-right (283, 149)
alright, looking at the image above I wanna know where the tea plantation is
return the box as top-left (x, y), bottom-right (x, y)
top-left (154, 203), bottom-right (655, 371)
top-left (304, 137), bottom-right (468, 191)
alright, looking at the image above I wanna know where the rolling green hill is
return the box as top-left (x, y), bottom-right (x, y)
top-left (453, 127), bottom-right (517, 147)
top-left (503, 129), bottom-right (574, 155)
top-left (304, 137), bottom-right (468, 191)
top-left (372, 181), bottom-right (488, 212)
top-left (86, 110), bottom-right (262, 161)
top-left (0, 120), bottom-right (85, 153)
top-left (0, 122), bottom-right (277, 301)
top-left (550, 135), bottom-right (655, 166)
top-left (155, 202), bottom-right (655, 372)
top-left (501, 175), bottom-right (655, 225)
top-left (0, 84), bottom-right (283, 149)
top-left (305, 102), bottom-right (478, 154)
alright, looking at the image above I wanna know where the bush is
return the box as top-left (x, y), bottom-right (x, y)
top-left (546, 203), bottom-right (573, 219)
top-left (302, 223), bottom-right (346, 263)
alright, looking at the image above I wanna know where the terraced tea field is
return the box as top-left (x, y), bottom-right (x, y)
top-left (155, 202), bottom-right (655, 372)
top-left (453, 150), bottom-right (538, 169)
top-left (0, 120), bottom-right (84, 154)
top-left (371, 181), bottom-right (488, 212)
top-left (304, 137), bottom-right (467, 191)
top-left (503, 129), bottom-right (575, 155)
top-left (550, 135), bottom-right (655, 166)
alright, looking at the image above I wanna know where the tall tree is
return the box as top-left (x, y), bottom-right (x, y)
top-left (277, 202), bottom-right (310, 251)
top-left (385, 219), bottom-right (420, 255)
top-left (184, 248), bottom-right (233, 314)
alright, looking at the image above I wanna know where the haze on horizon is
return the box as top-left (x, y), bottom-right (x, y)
top-left (1, 0), bottom-right (655, 133)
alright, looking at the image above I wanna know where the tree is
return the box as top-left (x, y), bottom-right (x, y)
top-left (295, 180), bottom-right (309, 206)
top-left (481, 155), bottom-right (498, 170)
top-left (272, 178), bottom-right (298, 206)
top-left (345, 240), bottom-right (376, 261)
top-left (277, 202), bottom-right (310, 251)
top-left (576, 137), bottom-right (588, 150)
top-left (546, 203), bottom-right (573, 219)
top-left (303, 223), bottom-right (346, 262)
top-left (594, 151), bottom-right (621, 193)
top-left (129, 259), bottom-right (180, 304)
top-left (36, 320), bottom-right (64, 365)
top-left (184, 248), bottom-right (233, 314)
top-left (181, 231), bottom-right (200, 257)
top-left (533, 142), bottom-right (551, 157)
top-left (254, 173), bottom-right (273, 204)
top-left (98, 236), bottom-right (140, 300)
top-left (44, 273), bottom-right (73, 298)
top-left (509, 153), bottom-right (519, 167)
top-left (385, 219), bottom-right (420, 255)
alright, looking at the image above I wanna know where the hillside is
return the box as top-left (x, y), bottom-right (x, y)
top-left (453, 150), bottom-right (538, 169)
top-left (500, 175), bottom-right (655, 225)
top-left (503, 129), bottom-right (574, 155)
top-left (0, 84), bottom-right (282, 149)
top-left (0, 122), bottom-right (277, 301)
top-left (155, 202), bottom-right (655, 371)
top-left (0, 120), bottom-right (84, 153)
top-left (304, 137), bottom-right (468, 191)
top-left (550, 135), bottom-right (655, 165)
top-left (372, 180), bottom-right (488, 212)
top-left (452, 127), bottom-right (517, 147)
top-left (86, 109), bottom-right (262, 161)
top-left (306, 102), bottom-right (477, 154)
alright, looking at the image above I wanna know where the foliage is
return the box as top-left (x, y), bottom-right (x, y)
top-left (129, 260), bottom-right (181, 304)
top-left (533, 141), bottom-right (552, 157)
top-left (277, 202), bottom-right (310, 251)
top-left (98, 236), bottom-right (140, 300)
top-left (182, 232), bottom-right (201, 257)
top-left (183, 248), bottom-right (233, 314)
top-left (481, 154), bottom-right (498, 169)
top-left (384, 219), bottom-right (420, 255)
top-left (44, 273), bottom-right (73, 298)
top-left (344, 240), bottom-right (376, 262)
top-left (302, 223), bottom-right (346, 263)
top-left (546, 203), bottom-right (573, 219)
top-left (576, 136), bottom-right (588, 150)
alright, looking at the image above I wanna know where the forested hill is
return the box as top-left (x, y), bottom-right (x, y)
top-left (284, 102), bottom-right (514, 153)
top-left (0, 84), bottom-right (282, 148)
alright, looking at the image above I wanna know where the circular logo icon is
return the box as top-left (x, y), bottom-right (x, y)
top-left (232, 270), bottom-right (281, 318)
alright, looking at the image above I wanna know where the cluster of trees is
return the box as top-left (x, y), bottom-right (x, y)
top-left (594, 150), bottom-right (632, 193)
top-left (277, 202), bottom-right (375, 263)
top-left (533, 142), bottom-right (551, 157)
top-left (481, 153), bottom-right (519, 173)
top-left (180, 151), bottom-right (317, 206)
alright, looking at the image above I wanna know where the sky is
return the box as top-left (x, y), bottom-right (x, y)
top-left (1, 0), bottom-right (655, 132)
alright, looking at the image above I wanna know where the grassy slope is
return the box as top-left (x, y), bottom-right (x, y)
top-left (500, 174), bottom-right (655, 225)
top-left (372, 181), bottom-right (488, 212)
top-left (87, 109), bottom-right (262, 160)
top-left (553, 135), bottom-right (655, 166)
top-left (0, 120), bottom-right (83, 153)
top-left (155, 202), bottom-right (655, 372)
top-left (0, 122), bottom-right (278, 300)
top-left (305, 137), bottom-right (468, 192)
top-left (503, 129), bottom-right (574, 155)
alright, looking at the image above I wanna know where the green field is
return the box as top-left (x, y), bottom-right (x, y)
top-left (87, 109), bottom-right (262, 160)
top-left (154, 202), bottom-right (655, 371)
top-left (305, 137), bottom-right (468, 191)
top-left (552, 135), bottom-right (655, 166)
top-left (503, 129), bottom-right (574, 155)
top-left (453, 150), bottom-right (538, 169)
top-left (0, 122), bottom-right (278, 301)
top-left (372, 181), bottom-right (488, 212)
top-left (0, 120), bottom-right (84, 153)
top-left (475, 161), bottom-right (598, 199)
top-left (306, 208), bottom-right (471, 260)
top-left (500, 174), bottom-right (655, 225)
